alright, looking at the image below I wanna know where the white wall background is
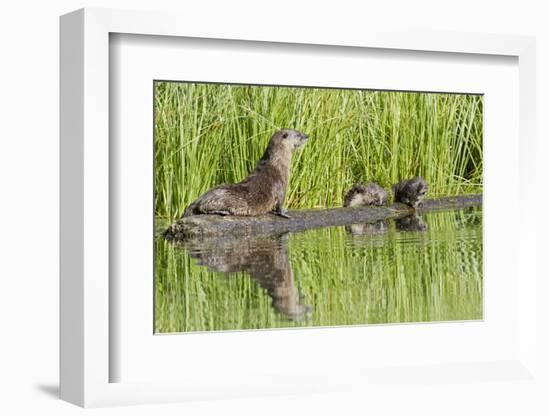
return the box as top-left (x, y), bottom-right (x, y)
top-left (0, 1), bottom-right (548, 415)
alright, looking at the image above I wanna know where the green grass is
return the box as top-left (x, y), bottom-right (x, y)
top-left (154, 82), bottom-right (483, 219)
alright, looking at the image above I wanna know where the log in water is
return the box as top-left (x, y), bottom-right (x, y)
top-left (164, 194), bottom-right (482, 240)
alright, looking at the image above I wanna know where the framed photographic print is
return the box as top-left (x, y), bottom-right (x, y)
top-left (60, 8), bottom-right (539, 408)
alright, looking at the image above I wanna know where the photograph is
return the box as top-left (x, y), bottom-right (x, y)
top-left (154, 81), bottom-right (483, 333)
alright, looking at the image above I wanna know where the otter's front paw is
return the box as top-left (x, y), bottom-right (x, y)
top-left (274, 209), bottom-right (291, 219)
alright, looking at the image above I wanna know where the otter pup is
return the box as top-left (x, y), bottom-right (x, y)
top-left (183, 129), bottom-right (308, 219)
top-left (392, 176), bottom-right (428, 208)
top-left (343, 182), bottom-right (388, 208)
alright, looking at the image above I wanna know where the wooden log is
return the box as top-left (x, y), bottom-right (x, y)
top-left (164, 194), bottom-right (482, 240)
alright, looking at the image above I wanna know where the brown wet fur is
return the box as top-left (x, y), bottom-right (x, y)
top-left (392, 176), bottom-right (428, 208)
top-left (343, 182), bottom-right (388, 207)
top-left (183, 129), bottom-right (308, 218)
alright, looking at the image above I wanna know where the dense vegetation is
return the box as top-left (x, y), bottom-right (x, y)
top-left (154, 82), bottom-right (483, 219)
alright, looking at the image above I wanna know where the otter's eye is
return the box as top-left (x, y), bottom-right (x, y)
top-left (282, 132), bottom-right (288, 139)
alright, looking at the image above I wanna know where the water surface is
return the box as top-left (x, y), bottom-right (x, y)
top-left (155, 208), bottom-right (482, 333)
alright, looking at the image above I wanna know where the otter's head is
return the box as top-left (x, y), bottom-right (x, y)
top-left (271, 129), bottom-right (309, 151)
top-left (411, 176), bottom-right (428, 194)
top-left (408, 176), bottom-right (428, 207)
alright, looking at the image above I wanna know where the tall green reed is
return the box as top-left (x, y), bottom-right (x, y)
top-left (155, 82), bottom-right (483, 219)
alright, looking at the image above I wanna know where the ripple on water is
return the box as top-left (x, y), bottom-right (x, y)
top-left (155, 208), bottom-right (483, 332)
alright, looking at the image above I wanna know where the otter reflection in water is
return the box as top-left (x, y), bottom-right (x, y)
top-left (181, 234), bottom-right (310, 321)
top-left (345, 220), bottom-right (388, 236)
top-left (395, 213), bottom-right (428, 232)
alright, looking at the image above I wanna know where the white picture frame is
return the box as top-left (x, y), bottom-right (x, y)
top-left (60, 7), bottom-right (538, 408)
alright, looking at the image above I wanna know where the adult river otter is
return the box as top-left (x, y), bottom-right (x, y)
top-left (183, 129), bottom-right (308, 219)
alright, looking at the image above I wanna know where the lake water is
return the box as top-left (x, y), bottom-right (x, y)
top-left (155, 208), bottom-right (482, 333)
